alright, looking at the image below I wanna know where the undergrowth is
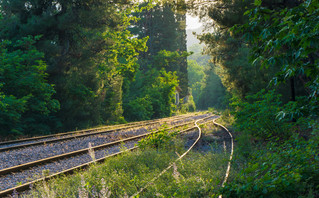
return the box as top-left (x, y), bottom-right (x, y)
top-left (221, 136), bottom-right (319, 198)
top-left (23, 123), bottom-right (229, 197)
top-left (137, 124), bottom-right (178, 150)
top-left (219, 90), bottom-right (319, 198)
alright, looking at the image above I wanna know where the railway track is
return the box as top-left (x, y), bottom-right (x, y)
top-left (212, 118), bottom-right (234, 198)
top-left (0, 113), bottom-right (193, 151)
top-left (0, 114), bottom-right (207, 171)
top-left (129, 117), bottom-right (234, 197)
top-left (0, 113), bottom-right (215, 197)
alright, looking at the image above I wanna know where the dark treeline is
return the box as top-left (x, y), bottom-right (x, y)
top-left (0, 1), bottom-right (195, 138)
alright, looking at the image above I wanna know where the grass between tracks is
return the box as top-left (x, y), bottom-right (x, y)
top-left (23, 123), bottom-right (230, 197)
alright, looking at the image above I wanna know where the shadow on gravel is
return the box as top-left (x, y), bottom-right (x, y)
top-left (181, 123), bottom-right (232, 154)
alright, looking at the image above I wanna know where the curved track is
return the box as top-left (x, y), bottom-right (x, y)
top-left (130, 117), bottom-right (234, 197)
top-left (212, 118), bottom-right (234, 198)
top-left (0, 113), bottom-right (215, 197)
top-left (0, 114), bottom-right (208, 171)
top-left (130, 117), bottom-right (206, 197)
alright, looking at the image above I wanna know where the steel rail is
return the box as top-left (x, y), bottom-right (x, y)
top-left (130, 117), bottom-right (232, 198)
top-left (212, 118), bottom-right (234, 198)
top-left (0, 115), bottom-right (215, 175)
top-left (0, 113), bottom-right (201, 152)
top-left (0, 147), bottom-right (138, 198)
top-left (0, 116), bottom-right (215, 198)
top-left (0, 113), bottom-right (193, 146)
top-left (130, 117), bottom-right (207, 197)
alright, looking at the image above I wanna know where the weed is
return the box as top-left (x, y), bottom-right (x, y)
top-left (88, 142), bottom-right (96, 163)
top-left (99, 178), bottom-right (112, 198)
top-left (172, 162), bottom-right (180, 182)
top-left (42, 169), bottom-right (50, 177)
top-left (42, 180), bottom-right (56, 198)
top-left (138, 124), bottom-right (177, 150)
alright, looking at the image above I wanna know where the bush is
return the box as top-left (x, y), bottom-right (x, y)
top-left (232, 89), bottom-right (293, 143)
top-left (123, 95), bottom-right (153, 121)
top-left (137, 124), bottom-right (177, 150)
top-left (221, 136), bottom-right (319, 198)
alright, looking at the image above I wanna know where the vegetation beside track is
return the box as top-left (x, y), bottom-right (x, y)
top-left (21, 122), bottom-right (230, 198)
top-left (9, 108), bottom-right (319, 198)
top-left (217, 94), bottom-right (319, 198)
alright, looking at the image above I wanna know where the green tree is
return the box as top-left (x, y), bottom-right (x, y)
top-left (187, 44), bottom-right (210, 66)
top-left (123, 68), bottom-right (178, 121)
top-left (176, 0), bottom-right (272, 99)
top-left (188, 59), bottom-right (205, 105)
top-left (1, 1), bottom-right (148, 131)
top-left (187, 44), bottom-right (227, 109)
top-left (236, 0), bottom-right (319, 118)
top-left (0, 37), bottom-right (59, 137)
top-left (129, 2), bottom-right (189, 98)
top-left (197, 66), bottom-right (227, 109)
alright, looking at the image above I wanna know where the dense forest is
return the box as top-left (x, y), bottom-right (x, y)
top-left (184, 0), bottom-right (319, 196)
top-left (1, 0), bottom-right (319, 196)
top-left (0, 1), bottom-right (201, 138)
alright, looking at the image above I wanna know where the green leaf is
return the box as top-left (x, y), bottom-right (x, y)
top-left (254, 0), bottom-right (262, 6)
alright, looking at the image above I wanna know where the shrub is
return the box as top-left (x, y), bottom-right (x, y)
top-left (221, 136), bottom-right (319, 198)
top-left (232, 89), bottom-right (293, 142)
top-left (137, 124), bottom-right (177, 150)
top-left (123, 95), bottom-right (153, 121)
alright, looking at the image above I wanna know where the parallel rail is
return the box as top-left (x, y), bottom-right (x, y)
top-left (0, 148), bottom-right (138, 198)
top-left (0, 114), bottom-right (190, 147)
top-left (130, 118), bottom-right (206, 197)
top-left (0, 117), bottom-right (212, 175)
top-left (0, 114), bottom-right (197, 152)
top-left (0, 114), bottom-right (214, 197)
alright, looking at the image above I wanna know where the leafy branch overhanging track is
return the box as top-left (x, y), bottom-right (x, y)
top-left (0, 113), bottom-right (214, 197)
